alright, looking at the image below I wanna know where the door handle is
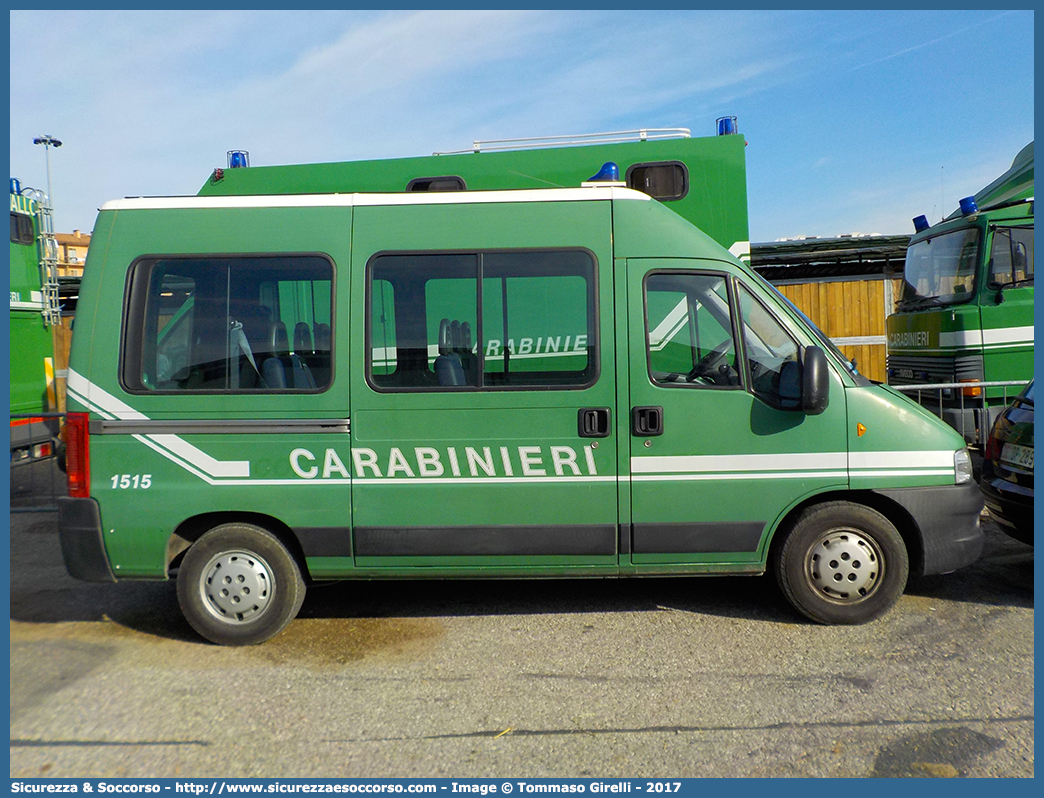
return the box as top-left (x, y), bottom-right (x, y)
top-left (632, 406), bottom-right (664, 436)
top-left (578, 407), bottom-right (611, 438)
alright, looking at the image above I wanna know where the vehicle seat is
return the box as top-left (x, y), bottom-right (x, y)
top-left (307, 323), bottom-right (332, 387)
top-left (434, 318), bottom-right (466, 386)
top-left (294, 322), bottom-right (313, 355)
top-left (263, 321), bottom-right (317, 389)
top-left (261, 321), bottom-right (291, 388)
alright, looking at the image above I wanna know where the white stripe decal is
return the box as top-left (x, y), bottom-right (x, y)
top-left (99, 186), bottom-right (650, 213)
top-left (938, 326), bottom-right (1033, 349)
top-left (631, 452), bottom-right (848, 474)
top-left (68, 369), bottom-right (147, 420)
top-left (849, 450), bottom-right (952, 470)
top-left (353, 476), bottom-right (616, 486)
top-left (939, 329), bottom-right (983, 348)
top-left (982, 326), bottom-right (1034, 346)
top-left (849, 469), bottom-right (953, 478)
top-left (146, 434), bottom-right (250, 478)
top-left (632, 471), bottom-right (847, 482)
top-left (67, 369), bottom-right (250, 479)
top-left (631, 450), bottom-right (954, 480)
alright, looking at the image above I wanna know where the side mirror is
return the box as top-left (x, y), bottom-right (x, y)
top-left (802, 346), bottom-right (830, 415)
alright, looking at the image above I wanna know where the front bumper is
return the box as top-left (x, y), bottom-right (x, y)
top-left (875, 482), bottom-right (985, 575)
top-left (58, 497), bottom-right (116, 582)
top-left (980, 478), bottom-right (1034, 545)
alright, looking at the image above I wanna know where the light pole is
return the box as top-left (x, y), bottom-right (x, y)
top-left (32, 134), bottom-right (62, 208)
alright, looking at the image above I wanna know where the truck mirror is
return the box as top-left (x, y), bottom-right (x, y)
top-left (802, 346), bottom-right (830, 415)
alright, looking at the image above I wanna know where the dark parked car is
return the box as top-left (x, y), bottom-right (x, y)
top-left (981, 380), bottom-right (1034, 545)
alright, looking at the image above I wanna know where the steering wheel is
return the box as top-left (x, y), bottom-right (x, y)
top-left (686, 340), bottom-right (734, 383)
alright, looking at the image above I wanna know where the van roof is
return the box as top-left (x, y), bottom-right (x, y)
top-left (99, 185), bottom-right (652, 213)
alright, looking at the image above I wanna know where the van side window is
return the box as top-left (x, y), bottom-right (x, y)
top-left (988, 226), bottom-right (1034, 287)
top-left (626, 162), bottom-right (688, 201)
top-left (644, 272), bottom-right (740, 388)
top-left (122, 255), bottom-right (333, 393)
top-left (367, 250), bottom-right (597, 391)
top-left (10, 212), bottom-right (34, 245)
top-left (738, 284), bottom-right (802, 409)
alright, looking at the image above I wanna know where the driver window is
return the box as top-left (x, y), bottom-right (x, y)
top-left (989, 227), bottom-right (1034, 287)
top-left (645, 272), bottom-right (740, 388)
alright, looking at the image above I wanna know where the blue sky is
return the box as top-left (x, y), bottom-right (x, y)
top-left (9, 9), bottom-right (1034, 243)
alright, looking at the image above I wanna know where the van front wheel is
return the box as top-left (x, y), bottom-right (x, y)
top-left (177, 523), bottom-right (305, 645)
top-left (775, 503), bottom-right (908, 625)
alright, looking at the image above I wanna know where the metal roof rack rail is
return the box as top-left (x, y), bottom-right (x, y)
top-left (434, 128), bottom-right (691, 156)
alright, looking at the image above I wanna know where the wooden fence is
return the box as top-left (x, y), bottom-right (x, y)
top-left (773, 276), bottom-right (903, 384)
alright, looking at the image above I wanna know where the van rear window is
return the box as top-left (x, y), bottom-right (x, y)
top-left (367, 249), bottom-right (597, 391)
top-left (122, 255), bottom-right (333, 393)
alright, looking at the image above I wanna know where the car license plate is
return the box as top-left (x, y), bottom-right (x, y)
top-left (1000, 442), bottom-right (1034, 470)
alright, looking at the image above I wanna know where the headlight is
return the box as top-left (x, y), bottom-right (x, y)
top-left (954, 448), bottom-right (973, 485)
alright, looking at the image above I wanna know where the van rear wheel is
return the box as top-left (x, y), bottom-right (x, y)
top-left (177, 523), bottom-right (305, 646)
top-left (775, 502), bottom-right (908, 625)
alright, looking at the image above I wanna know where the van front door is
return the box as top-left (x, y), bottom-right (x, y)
top-left (624, 259), bottom-right (848, 571)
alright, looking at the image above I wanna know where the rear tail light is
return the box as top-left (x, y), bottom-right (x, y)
top-left (65, 412), bottom-right (91, 498)
top-left (984, 417), bottom-right (1008, 462)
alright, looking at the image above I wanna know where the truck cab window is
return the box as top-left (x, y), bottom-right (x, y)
top-left (989, 226), bottom-right (1034, 288)
top-left (645, 272), bottom-right (740, 388)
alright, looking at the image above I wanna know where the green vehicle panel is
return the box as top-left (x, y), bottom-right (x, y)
top-left (9, 186), bottom-right (58, 459)
top-left (59, 187), bottom-right (983, 644)
top-left (197, 132), bottom-right (750, 260)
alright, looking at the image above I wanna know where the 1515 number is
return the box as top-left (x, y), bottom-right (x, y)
top-left (110, 474), bottom-right (152, 490)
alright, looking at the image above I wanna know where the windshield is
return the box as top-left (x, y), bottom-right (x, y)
top-left (748, 269), bottom-right (862, 378)
top-left (898, 227), bottom-right (980, 309)
top-left (1019, 380), bottom-right (1034, 405)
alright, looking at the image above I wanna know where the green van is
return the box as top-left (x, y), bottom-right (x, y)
top-left (58, 186), bottom-right (983, 645)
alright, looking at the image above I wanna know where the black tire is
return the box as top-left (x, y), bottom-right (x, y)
top-left (775, 502), bottom-right (908, 625)
top-left (177, 523), bottom-right (305, 646)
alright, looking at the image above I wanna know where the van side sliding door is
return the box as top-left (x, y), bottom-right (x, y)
top-left (348, 199), bottom-right (620, 574)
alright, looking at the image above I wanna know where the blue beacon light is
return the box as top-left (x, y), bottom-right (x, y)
top-left (228, 150), bottom-right (250, 168)
top-left (716, 116), bottom-right (737, 136)
top-left (913, 215), bottom-right (930, 233)
top-left (959, 196), bottom-right (978, 215)
top-left (586, 162), bottom-right (620, 182)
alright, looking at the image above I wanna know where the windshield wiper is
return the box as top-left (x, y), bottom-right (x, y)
top-left (897, 295), bottom-right (944, 311)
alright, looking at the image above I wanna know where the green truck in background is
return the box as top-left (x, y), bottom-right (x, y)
top-left (886, 142), bottom-right (1034, 443)
top-left (198, 122), bottom-right (751, 262)
top-left (9, 179), bottom-right (60, 463)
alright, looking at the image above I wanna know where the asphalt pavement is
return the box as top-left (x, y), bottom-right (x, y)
top-left (7, 467), bottom-right (1034, 779)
